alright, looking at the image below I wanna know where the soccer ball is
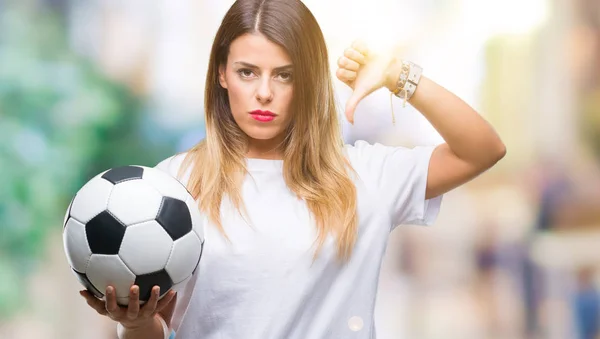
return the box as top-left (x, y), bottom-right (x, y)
top-left (63, 165), bottom-right (204, 306)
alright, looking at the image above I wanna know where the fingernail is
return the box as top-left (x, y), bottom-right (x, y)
top-left (132, 286), bottom-right (139, 295)
top-left (106, 287), bottom-right (113, 295)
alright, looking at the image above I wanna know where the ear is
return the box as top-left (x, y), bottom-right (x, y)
top-left (218, 64), bottom-right (228, 89)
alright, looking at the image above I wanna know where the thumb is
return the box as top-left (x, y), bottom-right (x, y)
top-left (344, 91), bottom-right (365, 125)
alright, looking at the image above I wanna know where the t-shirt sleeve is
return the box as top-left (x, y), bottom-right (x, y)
top-left (155, 153), bottom-right (185, 175)
top-left (169, 269), bottom-right (200, 335)
top-left (154, 153), bottom-right (190, 184)
top-left (347, 140), bottom-right (443, 230)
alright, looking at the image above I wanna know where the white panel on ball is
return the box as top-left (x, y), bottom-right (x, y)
top-left (171, 274), bottom-right (193, 295)
top-left (107, 180), bottom-right (163, 225)
top-left (86, 254), bottom-right (136, 299)
top-left (63, 198), bottom-right (73, 227)
top-left (142, 167), bottom-right (189, 201)
top-left (119, 220), bottom-right (174, 275)
top-left (185, 195), bottom-right (205, 242)
top-left (165, 232), bottom-right (202, 284)
top-left (70, 175), bottom-right (113, 224)
top-left (63, 218), bottom-right (92, 273)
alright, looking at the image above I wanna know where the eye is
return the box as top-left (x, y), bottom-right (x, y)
top-left (237, 69), bottom-right (255, 78)
top-left (278, 72), bottom-right (293, 81)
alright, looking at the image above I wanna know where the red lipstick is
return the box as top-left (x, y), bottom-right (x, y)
top-left (249, 110), bottom-right (277, 122)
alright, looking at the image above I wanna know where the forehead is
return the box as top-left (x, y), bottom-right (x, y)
top-left (228, 33), bottom-right (292, 67)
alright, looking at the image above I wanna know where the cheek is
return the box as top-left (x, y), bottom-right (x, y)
top-left (226, 81), bottom-right (251, 113)
top-left (280, 88), bottom-right (294, 117)
top-left (282, 87), bottom-right (293, 103)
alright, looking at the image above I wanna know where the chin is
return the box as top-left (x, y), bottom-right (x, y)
top-left (241, 125), bottom-right (284, 141)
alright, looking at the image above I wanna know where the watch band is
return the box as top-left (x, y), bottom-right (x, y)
top-left (393, 60), bottom-right (422, 101)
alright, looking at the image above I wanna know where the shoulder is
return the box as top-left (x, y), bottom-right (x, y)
top-left (154, 152), bottom-right (190, 180)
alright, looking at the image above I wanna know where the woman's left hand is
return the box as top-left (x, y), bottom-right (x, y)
top-left (336, 40), bottom-right (395, 124)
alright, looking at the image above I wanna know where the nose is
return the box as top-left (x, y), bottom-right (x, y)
top-left (256, 78), bottom-right (273, 103)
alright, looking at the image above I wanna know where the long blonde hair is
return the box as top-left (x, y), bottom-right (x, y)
top-left (179, 0), bottom-right (358, 261)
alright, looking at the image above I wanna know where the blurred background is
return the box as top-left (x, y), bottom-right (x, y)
top-left (0, 0), bottom-right (599, 338)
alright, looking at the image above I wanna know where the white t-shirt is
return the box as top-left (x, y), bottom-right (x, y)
top-left (152, 140), bottom-right (443, 339)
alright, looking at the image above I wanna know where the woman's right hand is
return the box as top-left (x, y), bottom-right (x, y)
top-left (80, 285), bottom-right (176, 329)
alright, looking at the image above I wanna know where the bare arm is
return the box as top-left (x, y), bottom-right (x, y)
top-left (383, 73), bottom-right (506, 199)
top-left (337, 41), bottom-right (506, 200)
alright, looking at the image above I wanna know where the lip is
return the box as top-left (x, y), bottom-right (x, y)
top-left (249, 110), bottom-right (277, 122)
top-left (250, 110), bottom-right (277, 116)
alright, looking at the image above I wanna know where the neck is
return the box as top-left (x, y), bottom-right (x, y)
top-left (246, 136), bottom-right (284, 160)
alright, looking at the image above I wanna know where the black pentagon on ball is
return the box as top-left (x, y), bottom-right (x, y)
top-left (135, 269), bottom-right (173, 302)
top-left (101, 165), bottom-right (144, 184)
top-left (156, 197), bottom-right (192, 241)
top-left (73, 269), bottom-right (104, 299)
top-left (86, 211), bottom-right (126, 255)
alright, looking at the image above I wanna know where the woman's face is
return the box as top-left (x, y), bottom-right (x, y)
top-left (219, 33), bottom-right (294, 152)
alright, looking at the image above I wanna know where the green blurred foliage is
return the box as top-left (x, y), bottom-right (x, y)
top-left (0, 2), bottom-right (173, 319)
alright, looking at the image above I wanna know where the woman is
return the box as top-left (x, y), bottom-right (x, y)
top-left (81, 0), bottom-right (506, 338)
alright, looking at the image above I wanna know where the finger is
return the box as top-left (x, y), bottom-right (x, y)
top-left (126, 285), bottom-right (140, 320)
top-left (80, 290), bottom-right (107, 315)
top-left (158, 292), bottom-right (177, 322)
top-left (344, 48), bottom-right (366, 65)
top-left (345, 99), bottom-right (356, 124)
top-left (336, 71), bottom-right (355, 89)
top-left (105, 286), bottom-right (122, 317)
top-left (343, 79), bottom-right (355, 89)
top-left (351, 40), bottom-right (370, 57)
top-left (337, 56), bottom-right (360, 72)
top-left (155, 290), bottom-right (176, 313)
top-left (345, 92), bottom-right (365, 125)
top-left (336, 68), bottom-right (356, 83)
top-left (140, 286), bottom-right (161, 317)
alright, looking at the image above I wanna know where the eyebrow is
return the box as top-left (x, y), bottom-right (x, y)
top-left (233, 61), bottom-right (293, 72)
